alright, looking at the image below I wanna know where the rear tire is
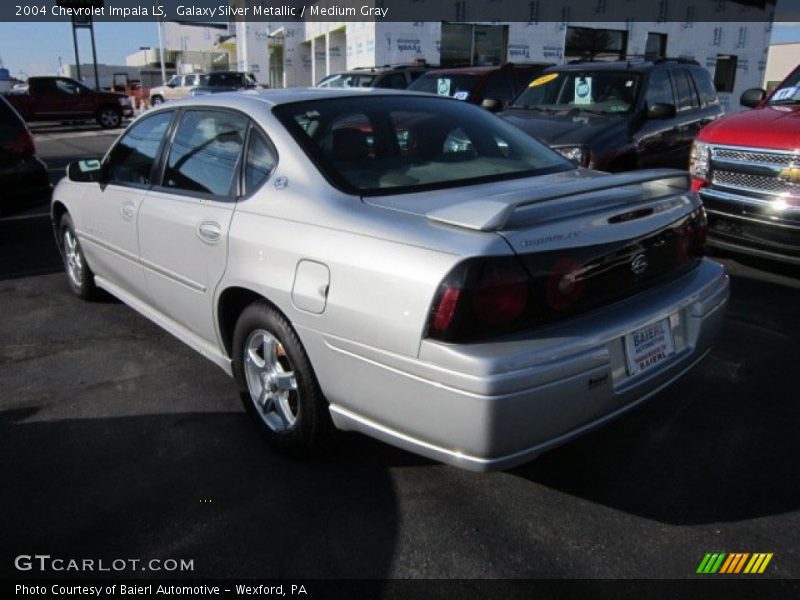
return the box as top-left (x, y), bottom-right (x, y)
top-left (59, 213), bottom-right (96, 300)
top-left (232, 301), bottom-right (333, 455)
top-left (96, 107), bottom-right (121, 129)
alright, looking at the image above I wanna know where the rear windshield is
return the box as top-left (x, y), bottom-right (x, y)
top-left (317, 73), bottom-right (376, 88)
top-left (407, 73), bottom-right (482, 101)
top-left (273, 95), bottom-right (571, 196)
top-left (768, 67), bottom-right (800, 105)
top-left (512, 70), bottom-right (641, 114)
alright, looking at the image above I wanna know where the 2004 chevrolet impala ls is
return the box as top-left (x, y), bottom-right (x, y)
top-left (52, 89), bottom-right (728, 470)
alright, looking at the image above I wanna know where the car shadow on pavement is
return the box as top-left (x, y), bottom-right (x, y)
top-left (0, 408), bottom-right (400, 580)
top-left (512, 272), bottom-right (800, 526)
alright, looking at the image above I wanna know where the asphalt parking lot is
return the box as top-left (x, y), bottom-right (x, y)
top-left (1, 129), bottom-right (799, 581)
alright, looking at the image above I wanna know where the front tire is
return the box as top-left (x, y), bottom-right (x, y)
top-left (150, 95), bottom-right (164, 106)
top-left (232, 302), bottom-right (333, 454)
top-left (59, 213), bottom-right (96, 300)
top-left (96, 107), bottom-right (121, 129)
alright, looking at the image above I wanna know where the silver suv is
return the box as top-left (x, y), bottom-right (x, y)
top-left (52, 89), bottom-right (729, 471)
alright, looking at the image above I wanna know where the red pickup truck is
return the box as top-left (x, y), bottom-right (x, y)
top-left (3, 76), bottom-right (133, 129)
top-left (690, 65), bottom-right (800, 265)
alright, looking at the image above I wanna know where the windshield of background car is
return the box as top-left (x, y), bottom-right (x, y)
top-left (407, 73), bottom-right (481, 101)
top-left (273, 95), bottom-right (572, 196)
top-left (768, 68), bottom-right (800, 105)
top-left (512, 70), bottom-right (641, 114)
top-left (317, 73), bottom-right (376, 88)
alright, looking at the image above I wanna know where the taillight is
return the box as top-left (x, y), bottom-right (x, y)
top-left (10, 130), bottom-right (35, 157)
top-left (427, 256), bottom-right (531, 342)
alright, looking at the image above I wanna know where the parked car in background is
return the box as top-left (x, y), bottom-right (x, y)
top-left (0, 95), bottom-right (50, 213)
top-left (317, 64), bottom-right (433, 89)
top-left (149, 73), bottom-right (202, 105)
top-left (498, 58), bottom-right (723, 171)
top-left (3, 76), bottom-right (132, 129)
top-left (690, 64), bottom-right (800, 265)
top-left (407, 63), bottom-right (552, 108)
top-left (190, 71), bottom-right (261, 96)
top-left (52, 89), bottom-right (727, 471)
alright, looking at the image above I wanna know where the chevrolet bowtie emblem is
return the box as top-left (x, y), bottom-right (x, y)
top-left (777, 166), bottom-right (800, 184)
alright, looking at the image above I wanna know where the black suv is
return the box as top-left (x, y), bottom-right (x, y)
top-left (191, 72), bottom-right (261, 95)
top-left (317, 64), bottom-right (433, 89)
top-left (498, 58), bottom-right (723, 171)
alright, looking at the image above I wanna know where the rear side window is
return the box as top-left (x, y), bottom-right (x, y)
top-left (376, 72), bottom-right (407, 89)
top-left (673, 69), bottom-right (699, 111)
top-left (163, 110), bottom-right (247, 197)
top-left (691, 69), bottom-right (719, 107)
top-left (244, 128), bottom-right (278, 194)
top-left (106, 111), bottom-right (173, 187)
top-left (482, 71), bottom-right (515, 103)
top-left (645, 69), bottom-right (674, 107)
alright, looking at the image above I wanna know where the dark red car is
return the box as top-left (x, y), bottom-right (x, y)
top-left (4, 76), bottom-right (133, 129)
top-left (407, 63), bottom-right (552, 109)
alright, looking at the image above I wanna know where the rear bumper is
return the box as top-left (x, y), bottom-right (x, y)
top-left (302, 259), bottom-right (729, 471)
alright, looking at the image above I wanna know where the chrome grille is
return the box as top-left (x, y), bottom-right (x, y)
top-left (712, 170), bottom-right (799, 196)
top-left (712, 147), bottom-right (798, 167)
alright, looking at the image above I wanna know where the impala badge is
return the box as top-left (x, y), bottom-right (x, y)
top-left (631, 253), bottom-right (648, 275)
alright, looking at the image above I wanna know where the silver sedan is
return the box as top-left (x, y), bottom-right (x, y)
top-left (51, 88), bottom-right (728, 470)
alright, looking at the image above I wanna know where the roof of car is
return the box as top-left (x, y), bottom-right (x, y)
top-left (159, 87), bottom-right (441, 110)
top-left (423, 63), bottom-right (551, 76)
top-left (549, 58), bottom-right (700, 73)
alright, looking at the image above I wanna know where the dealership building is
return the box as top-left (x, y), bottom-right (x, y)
top-left (153, 2), bottom-right (775, 113)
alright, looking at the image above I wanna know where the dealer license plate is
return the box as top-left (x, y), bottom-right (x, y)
top-left (624, 318), bottom-right (675, 377)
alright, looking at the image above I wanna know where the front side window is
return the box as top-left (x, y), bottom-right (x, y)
top-left (105, 111), bottom-right (173, 186)
top-left (162, 110), bottom-right (247, 197)
top-left (167, 75), bottom-right (181, 87)
top-left (512, 70), bottom-right (641, 114)
top-left (273, 96), bottom-right (571, 196)
top-left (184, 75), bottom-right (199, 86)
top-left (645, 69), bottom-right (674, 108)
top-left (55, 79), bottom-right (82, 95)
top-left (482, 71), bottom-right (515, 103)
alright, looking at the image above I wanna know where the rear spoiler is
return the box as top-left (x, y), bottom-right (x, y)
top-left (425, 169), bottom-right (691, 231)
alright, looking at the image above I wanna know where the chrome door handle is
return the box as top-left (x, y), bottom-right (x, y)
top-left (120, 201), bottom-right (136, 220)
top-left (197, 221), bottom-right (222, 244)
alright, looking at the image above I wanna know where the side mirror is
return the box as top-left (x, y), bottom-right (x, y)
top-left (67, 160), bottom-right (104, 183)
top-left (481, 98), bottom-right (502, 112)
top-left (646, 103), bottom-right (677, 120)
top-left (740, 87), bottom-right (766, 108)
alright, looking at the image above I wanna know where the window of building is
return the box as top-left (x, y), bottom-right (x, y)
top-left (645, 33), bottom-right (668, 61)
top-left (441, 23), bottom-right (509, 67)
top-left (565, 27), bottom-right (628, 62)
top-left (714, 54), bottom-right (738, 93)
top-left (163, 110), bottom-right (247, 197)
top-left (106, 111), bottom-right (173, 187)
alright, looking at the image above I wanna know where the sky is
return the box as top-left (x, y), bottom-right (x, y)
top-left (0, 14), bottom-right (799, 80)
